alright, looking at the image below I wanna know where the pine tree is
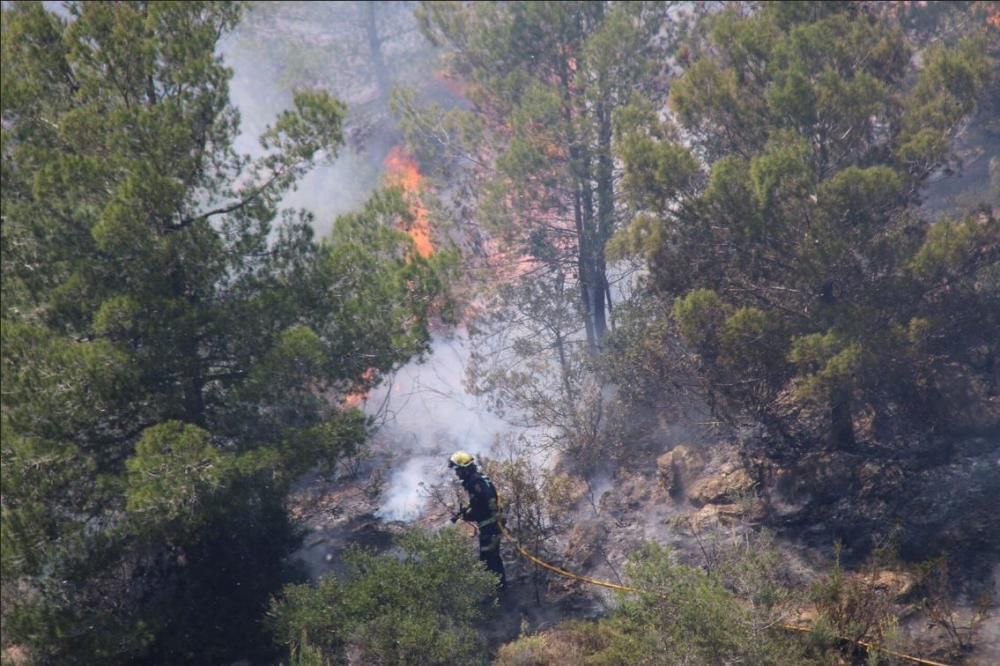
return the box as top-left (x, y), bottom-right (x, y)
top-left (613, 2), bottom-right (998, 450)
top-left (413, 1), bottom-right (693, 351)
top-left (1, 3), bottom-right (447, 662)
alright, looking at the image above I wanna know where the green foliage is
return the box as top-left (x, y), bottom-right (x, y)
top-left (289, 637), bottom-right (332, 666)
top-left (596, 295), bottom-right (679, 407)
top-left (1, 320), bottom-right (137, 442)
top-left (497, 538), bottom-right (812, 665)
top-left (817, 166), bottom-right (905, 225)
top-left (1, 2), bottom-right (449, 662)
top-left (809, 541), bottom-right (904, 652)
top-left (614, 1), bottom-right (998, 448)
top-left (788, 332), bottom-right (863, 404)
top-left (493, 621), bottom-right (616, 666)
top-left (750, 133), bottom-right (815, 212)
top-left (125, 421), bottom-right (232, 537)
top-left (316, 188), bottom-right (460, 380)
top-left (671, 289), bottom-right (727, 359)
top-left (618, 133), bottom-right (700, 211)
top-left (0, 420), bottom-right (96, 577)
top-left (909, 214), bottom-right (999, 280)
top-left (269, 528), bottom-right (497, 665)
top-left (900, 37), bottom-right (993, 171)
top-left (719, 307), bottom-right (789, 390)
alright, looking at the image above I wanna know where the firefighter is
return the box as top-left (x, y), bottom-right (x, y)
top-left (449, 450), bottom-right (506, 590)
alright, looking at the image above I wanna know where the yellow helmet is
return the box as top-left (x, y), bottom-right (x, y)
top-left (448, 450), bottom-right (475, 468)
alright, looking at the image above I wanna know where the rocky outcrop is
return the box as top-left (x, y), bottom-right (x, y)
top-left (867, 569), bottom-right (916, 602)
top-left (655, 445), bottom-right (705, 497)
top-left (599, 470), bottom-right (662, 517)
top-left (687, 463), bottom-right (755, 507)
top-left (684, 500), bottom-right (765, 528)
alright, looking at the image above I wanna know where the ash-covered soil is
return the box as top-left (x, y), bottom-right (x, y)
top-left (287, 425), bottom-right (999, 664)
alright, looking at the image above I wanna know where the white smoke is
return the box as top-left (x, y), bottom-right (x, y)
top-left (364, 332), bottom-right (517, 521)
top-left (218, 6), bottom-right (541, 526)
top-left (223, 42), bottom-right (382, 240)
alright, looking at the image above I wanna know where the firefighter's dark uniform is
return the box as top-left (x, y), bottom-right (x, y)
top-left (461, 472), bottom-right (506, 588)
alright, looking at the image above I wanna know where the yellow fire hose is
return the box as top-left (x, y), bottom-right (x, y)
top-left (499, 522), bottom-right (640, 594)
top-left (496, 522), bottom-right (953, 666)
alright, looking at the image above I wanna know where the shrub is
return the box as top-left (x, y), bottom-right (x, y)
top-left (269, 528), bottom-right (497, 665)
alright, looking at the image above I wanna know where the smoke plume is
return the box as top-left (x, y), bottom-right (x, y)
top-left (365, 333), bottom-right (515, 521)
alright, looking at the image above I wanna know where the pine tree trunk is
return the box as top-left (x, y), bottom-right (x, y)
top-left (594, 98), bottom-right (614, 342)
top-left (559, 46), bottom-right (597, 352)
top-left (573, 185), bottom-right (597, 351)
top-left (830, 386), bottom-right (856, 450)
top-left (578, 140), bottom-right (601, 352)
top-left (364, 3), bottom-right (390, 107)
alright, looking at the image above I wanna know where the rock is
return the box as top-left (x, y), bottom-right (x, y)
top-left (683, 497), bottom-right (766, 529)
top-left (600, 470), bottom-right (661, 516)
top-left (687, 467), bottom-right (755, 506)
top-left (866, 569), bottom-right (916, 601)
top-left (685, 504), bottom-right (726, 529)
top-left (790, 605), bottom-right (818, 627)
top-left (656, 445), bottom-right (705, 496)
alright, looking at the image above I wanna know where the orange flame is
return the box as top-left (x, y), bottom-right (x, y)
top-left (343, 149), bottom-right (434, 409)
top-left (344, 367), bottom-right (378, 408)
top-left (432, 68), bottom-right (468, 99)
top-left (384, 146), bottom-right (434, 259)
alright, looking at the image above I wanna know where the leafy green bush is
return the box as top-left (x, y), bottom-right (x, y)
top-left (270, 528), bottom-right (498, 665)
top-left (497, 539), bottom-right (813, 666)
